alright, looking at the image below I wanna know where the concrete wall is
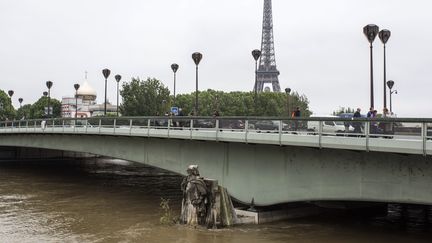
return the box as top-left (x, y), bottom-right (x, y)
top-left (1, 134), bottom-right (432, 206)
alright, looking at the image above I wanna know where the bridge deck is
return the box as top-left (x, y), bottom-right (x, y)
top-left (1, 120), bottom-right (431, 156)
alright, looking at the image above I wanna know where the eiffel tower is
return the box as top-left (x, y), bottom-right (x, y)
top-left (255, 0), bottom-right (281, 92)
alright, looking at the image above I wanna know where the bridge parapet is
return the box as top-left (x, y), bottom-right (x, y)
top-left (1, 116), bottom-right (431, 156)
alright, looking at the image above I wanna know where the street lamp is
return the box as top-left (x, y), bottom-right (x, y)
top-left (74, 83), bottom-right (80, 118)
top-left (42, 91), bottom-right (48, 116)
top-left (18, 98), bottom-right (23, 108)
top-left (386, 80), bottom-right (397, 113)
top-left (115, 74), bottom-right (122, 117)
top-left (8, 90), bottom-right (14, 116)
top-left (379, 29), bottom-right (391, 110)
top-left (363, 24), bottom-right (379, 109)
top-left (252, 49), bottom-right (261, 98)
top-left (162, 99), bottom-right (167, 114)
top-left (102, 68), bottom-right (111, 116)
top-left (192, 52), bottom-right (202, 115)
top-left (46, 81), bottom-right (53, 117)
top-left (171, 63), bottom-right (179, 106)
top-left (285, 88), bottom-right (291, 116)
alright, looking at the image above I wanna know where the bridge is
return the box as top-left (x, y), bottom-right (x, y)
top-left (1, 116), bottom-right (432, 206)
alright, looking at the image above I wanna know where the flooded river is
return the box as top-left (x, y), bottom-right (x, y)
top-left (0, 158), bottom-right (431, 243)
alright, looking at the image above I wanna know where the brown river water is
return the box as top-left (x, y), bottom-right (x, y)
top-left (0, 158), bottom-right (431, 243)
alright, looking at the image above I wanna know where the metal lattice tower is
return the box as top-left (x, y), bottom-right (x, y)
top-left (256, 0), bottom-right (281, 92)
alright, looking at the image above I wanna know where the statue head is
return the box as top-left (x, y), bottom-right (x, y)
top-left (187, 165), bottom-right (199, 176)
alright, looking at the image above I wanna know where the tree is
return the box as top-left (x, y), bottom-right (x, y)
top-left (0, 89), bottom-right (15, 120)
top-left (29, 96), bottom-right (61, 119)
top-left (17, 104), bottom-right (31, 120)
top-left (119, 77), bottom-right (312, 117)
top-left (120, 77), bottom-right (171, 116)
top-left (170, 89), bottom-right (311, 117)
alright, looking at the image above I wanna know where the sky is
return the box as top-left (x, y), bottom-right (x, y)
top-left (1, 0), bottom-right (431, 117)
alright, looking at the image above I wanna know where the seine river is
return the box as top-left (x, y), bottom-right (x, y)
top-left (0, 158), bottom-right (431, 243)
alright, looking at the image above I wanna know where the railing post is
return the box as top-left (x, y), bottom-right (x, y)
top-left (147, 119), bottom-right (150, 137)
top-left (365, 121), bottom-right (370, 152)
top-left (318, 120), bottom-right (323, 149)
top-left (167, 118), bottom-right (171, 138)
top-left (52, 118), bottom-right (55, 133)
top-left (85, 119), bottom-right (88, 133)
top-left (98, 119), bottom-right (102, 134)
top-left (62, 120), bottom-right (65, 133)
top-left (34, 121), bottom-right (36, 133)
top-left (215, 119), bottom-right (219, 142)
top-left (190, 119), bottom-right (194, 139)
top-left (113, 119), bottom-right (116, 135)
top-left (26, 121), bottom-right (29, 133)
top-left (73, 119), bottom-right (76, 133)
top-left (245, 120), bottom-right (249, 144)
top-left (129, 119), bottom-right (133, 135)
top-left (422, 122), bottom-right (427, 156)
top-left (279, 120), bottom-right (283, 146)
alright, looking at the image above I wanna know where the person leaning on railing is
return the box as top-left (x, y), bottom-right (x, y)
top-left (352, 108), bottom-right (362, 134)
top-left (381, 108), bottom-right (394, 135)
top-left (291, 107), bottom-right (301, 131)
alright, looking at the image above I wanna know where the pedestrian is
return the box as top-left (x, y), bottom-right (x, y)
top-left (353, 108), bottom-right (362, 133)
top-left (292, 107), bottom-right (300, 131)
top-left (382, 108), bottom-right (392, 135)
top-left (294, 107), bottom-right (301, 118)
top-left (370, 110), bottom-right (379, 134)
top-left (367, 107), bottom-right (374, 118)
top-left (178, 108), bottom-right (184, 127)
top-left (212, 110), bottom-right (220, 129)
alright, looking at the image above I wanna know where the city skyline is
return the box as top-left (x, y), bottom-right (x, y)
top-left (1, 0), bottom-right (432, 117)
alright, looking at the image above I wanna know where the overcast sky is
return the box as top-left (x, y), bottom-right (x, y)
top-left (1, 0), bottom-right (431, 117)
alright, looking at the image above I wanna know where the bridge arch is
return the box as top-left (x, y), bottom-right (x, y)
top-left (1, 133), bottom-right (432, 206)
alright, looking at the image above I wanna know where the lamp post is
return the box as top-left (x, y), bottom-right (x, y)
top-left (7, 90), bottom-right (14, 116)
top-left (192, 52), bottom-right (202, 115)
top-left (363, 24), bottom-right (379, 109)
top-left (285, 88), bottom-right (291, 116)
top-left (386, 80), bottom-right (397, 113)
top-left (379, 29), bottom-right (391, 110)
top-left (18, 98), bottom-right (23, 108)
top-left (46, 81), bottom-right (53, 117)
top-left (74, 83), bottom-right (80, 118)
top-left (171, 63), bottom-right (179, 107)
top-left (252, 49), bottom-right (261, 99)
top-left (162, 99), bottom-right (167, 114)
top-left (42, 91), bottom-right (48, 116)
top-left (115, 74), bottom-right (121, 117)
top-left (102, 68), bottom-right (111, 116)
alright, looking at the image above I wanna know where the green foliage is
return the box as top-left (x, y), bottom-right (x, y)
top-left (332, 107), bottom-right (355, 116)
top-left (29, 96), bottom-right (62, 119)
top-left (176, 89), bottom-right (311, 117)
top-left (119, 78), bottom-right (312, 117)
top-left (0, 90), bottom-right (15, 120)
top-left (17, 104), bottom-right (31, 119)
top-left (159, 198), bottom-right (177, 225)
top-left (120, 77), bottom-right (171, 116)
top-left (1, 90), bottom-right (62, 120)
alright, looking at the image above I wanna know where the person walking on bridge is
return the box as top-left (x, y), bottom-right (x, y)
top-left (353, 108), bottom-right (362, 134)
top-left (292, 107), bottom-right (301, 131)
top-left (367, 107), bottom-right (374, 118)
